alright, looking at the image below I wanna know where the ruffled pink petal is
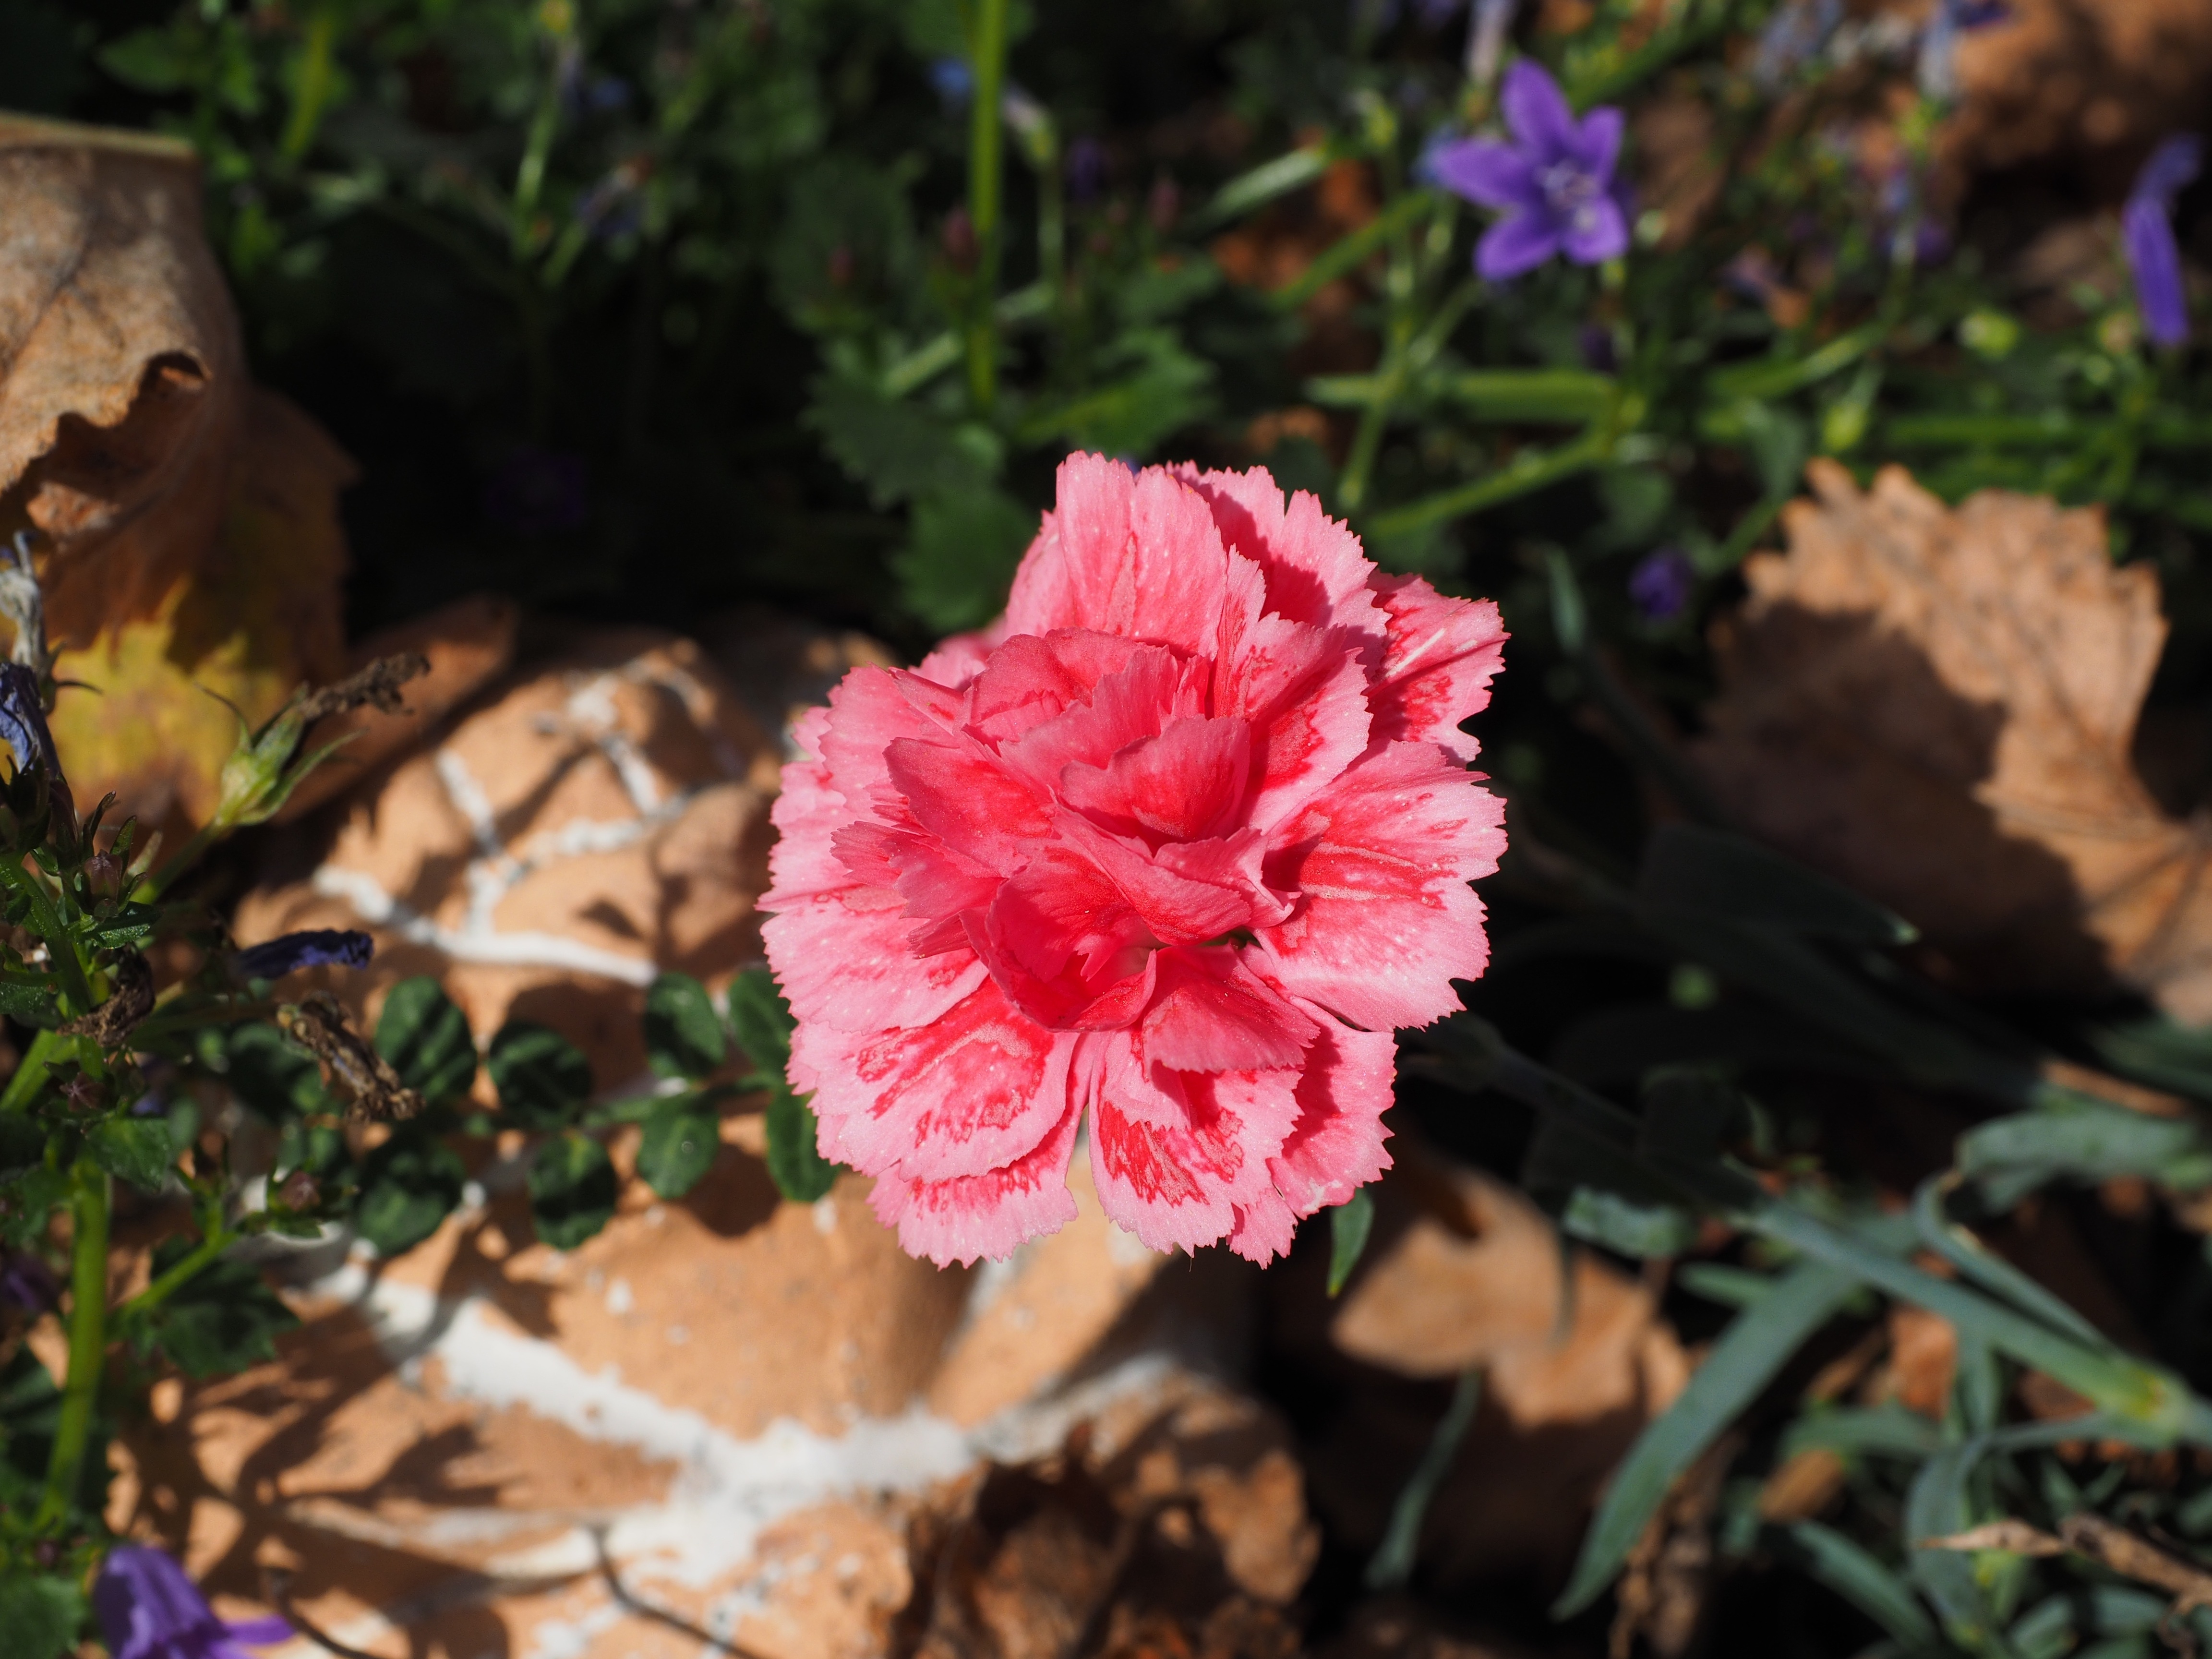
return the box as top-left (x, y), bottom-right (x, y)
top-left (961, 629), bottom-right (1149, 746)
top-left (1268, 1016), bottom-right (1397, 1213)
top-left (1085, 1040), bottom-right (1302, 1252)
top-left (1059, 715), bottom-right (1252, 844)
top-left (883, 736), bottom-right (1054, 877)
top-left (1226, 1186), bottom-right (1299, 1265)
top-left (816, 666), bottom-right (971, 811)
top-left (764, 894), bottom-right (987, 1033)
top-left (869, 1097), bottom-right (1083, 1265)
top-left (1057, 814), bottom-right (1280, 944)
top-left (1175, 464), bottom-right (1386, 637)
top-left (1224, 1017), bottom-right (1395, 1262)
top-left (1230, 621), bottom-right (1374, 832)
top-left (975, 847), bottom-right (1157, 1028)
top-left (916, 627), bottom-right (1003, 691)
top-left (1000, 644), bottom-right (1206, 789)
top-left (1004, 456), bottom-right (1234, 656)
top-left (1140, 946), bottom-right (1319, 1072)
top-left (1367, 576), bottom-right (1508, 764)
top-left (805, 978), bottom-right (1074, 1180)
top-left (762, 756), bottom-right (852, 906)
top-left (1255, 743), bottom-right (1505, 1030)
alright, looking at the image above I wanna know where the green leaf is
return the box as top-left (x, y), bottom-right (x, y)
top-left (487, 1021), bottom-right (594, 1130)
top-left (1015, 332), bottom-right (1214, 457)
top-left (636, 1096), bottom-right (720, 1200)
top-left (1789, 1521), bottom-right (1938, 1649)
top-left (354, 1133), bottom-right (466, 1257)
top-left (86, 1115), bottom-right (176, 1192)
top-left (894, 483), bottom-right (1036, 635)
top-left (0, 1165), bottom-right (68, 1249)
top-left (529, 1132), bottom-right (617, 1250)
top-left (804, 376), bottom-right (998, 508)
top-left (224, 1021), bottom-right (332, 1119)
top-left (96, 27), bottom-right (193, 93)
top-left (1637, 825), bottom-right (1916, 945)
top-left (643, 973), bottom-right (728, 1081)
top-left (1554, 1259), bottom-right (1861, 1616)
top-left (374, 976), bottom-right (477, 1104)
top-left (0, 1113), bottom-right (44, 1177)
top-left (1958, 1099), bottom-right (2212, 1190)
top-left (726, 967), bottom-right (794, 1075)
top-left (129, 1242), bottom-right (299, 1380)
top-left (1559, 1186), bottom-right (1699, 1259)
top-left (0, 1572), bottom-right (83, 1659)
top-left (0, 1343), bottom-right (60, 1496)
top-left (0, 980), bottom-right (57, 1025)
top-left (766, 1087), bottom-right (838, 1203)
top-left (1327, 1187), bottom-right (1375, 1296)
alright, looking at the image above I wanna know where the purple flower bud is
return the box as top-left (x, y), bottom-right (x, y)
top-left (1428, 61), bottom-right (1630, 282)
top-left (95, 1544), bottom-right (292, 1659)
top-left (1066, 137), bottom-right (1109, 204)
top-left (1629, 546), bottom-right (1695, 624)
top-left (0, 1251), bottom-right (58, 1314)
top-left (2126, 135), bottom-right (2202, 348)
top-left (232, 929), bottom-right (374, 982)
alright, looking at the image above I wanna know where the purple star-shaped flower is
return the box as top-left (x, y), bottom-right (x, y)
top-left (1629, 546), bottom-right (1695, 624)
top-left (1428, 60), bottom-right (1631, 281)
top-left (94, 1546), bottom-right (291, 1659)
top-left (2126, 135), bottom-right (2201, 348)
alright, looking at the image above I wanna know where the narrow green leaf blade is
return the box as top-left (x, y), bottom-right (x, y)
top-left (1327, 1187), bottom-right (1375, 1296)
top-left (1554, 1259), bottom-right (1861, 1616)
top-left (1790, 1521), bottom-right (1938, 1649)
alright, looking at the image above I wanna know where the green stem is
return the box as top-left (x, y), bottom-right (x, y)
top-left (117, 1220), bottom-right (233, 1325)
top-left (511, 45), bottom-right (566, 259)
top-left (963, 0), bottom-right (1012, 412)
top-left (280, 2), bottom-right (340, 161)
top-left (0, 861), bottom-right (93, 1017)
top-left (0, 1027), bottom-right (63, 1115)
top-left (38, 1162), bottom-right (109, 1526)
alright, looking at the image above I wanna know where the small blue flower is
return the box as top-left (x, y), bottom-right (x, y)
top-left (1066, 136), bottom-right (1109, 203)
top-left (95, 1545), bottom-right (291, 1659)
top-left (1629, 546), bottom-right (1695, 624)
top-left (232, 930), bottom-right (374, 982)
top-left (1429, 60), bottom-right (1632, 281)
top-left (2126, 135), bottom-right (2202, 348)
top-left (0, 1251), bottom-right (57, 1314)
top-left (929, 57), bottom-right (975, 106)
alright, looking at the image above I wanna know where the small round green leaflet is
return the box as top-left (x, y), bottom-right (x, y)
top-left (636, 1097), bottom-right (720, 1200)
top-left (528, 1131), bottom-right (618, 1251)
top-left (353, 1135), bottom-right (467, 1257)
top-left (643, 973), bottom-right (726, 1081)
top-left (374, 976), bottom-right (478, 1105)
top-left (487, 1021), bottom-right (594, 1130)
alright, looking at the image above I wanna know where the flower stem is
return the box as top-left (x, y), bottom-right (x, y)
top-left (0, 1027), bottom-right (62, 1114)
top-left (964, 0), bottom-right (1013, 413)
top-left (38, 1161), bottom-right (110, 1526)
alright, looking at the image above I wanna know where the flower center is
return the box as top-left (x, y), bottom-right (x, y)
top-left (1539, 159), bottom-right (1601, 230)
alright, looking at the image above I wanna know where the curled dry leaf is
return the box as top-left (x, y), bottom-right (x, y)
top-left (0, 116), bottom-right (351, 837)
top-left (1695, 459), bottom-right (2212, 1020)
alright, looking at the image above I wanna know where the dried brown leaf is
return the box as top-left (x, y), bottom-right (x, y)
top-left (1695, 460), bottom-right (2212, 1019)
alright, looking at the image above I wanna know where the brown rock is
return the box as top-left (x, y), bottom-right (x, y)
top-left (233, 629), bottom-right (781, 1087)
top-left (277, 593), bottom-right (520, 820)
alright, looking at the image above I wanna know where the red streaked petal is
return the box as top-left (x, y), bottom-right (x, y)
top-left (809, 979), bottom-right (1073, 1180)
top-left (868, 1099), bottom-right (1082, 1265)
top-left (1367, 575), bottom-right (1508, 764)
top-left (1256, 744), bottom-right (1506, 1030)
top-left (883, 737), bottom-right (1054, 876)
top-left (1058, 716), bottom-right (1251, 844)
top-left (764, 895), bottom-right (986, 1033)
top-left (1086, 1047), bottom-right (1301, 1252)
top-left (1141, 946), bottom-right (1319, 1073)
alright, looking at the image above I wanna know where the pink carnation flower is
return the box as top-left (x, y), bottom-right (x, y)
top-left (761, 455), bottom-right (1507, 1265)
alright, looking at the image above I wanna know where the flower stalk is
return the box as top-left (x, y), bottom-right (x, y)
top-left (39, 1160), bottom-right (110, 1526)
